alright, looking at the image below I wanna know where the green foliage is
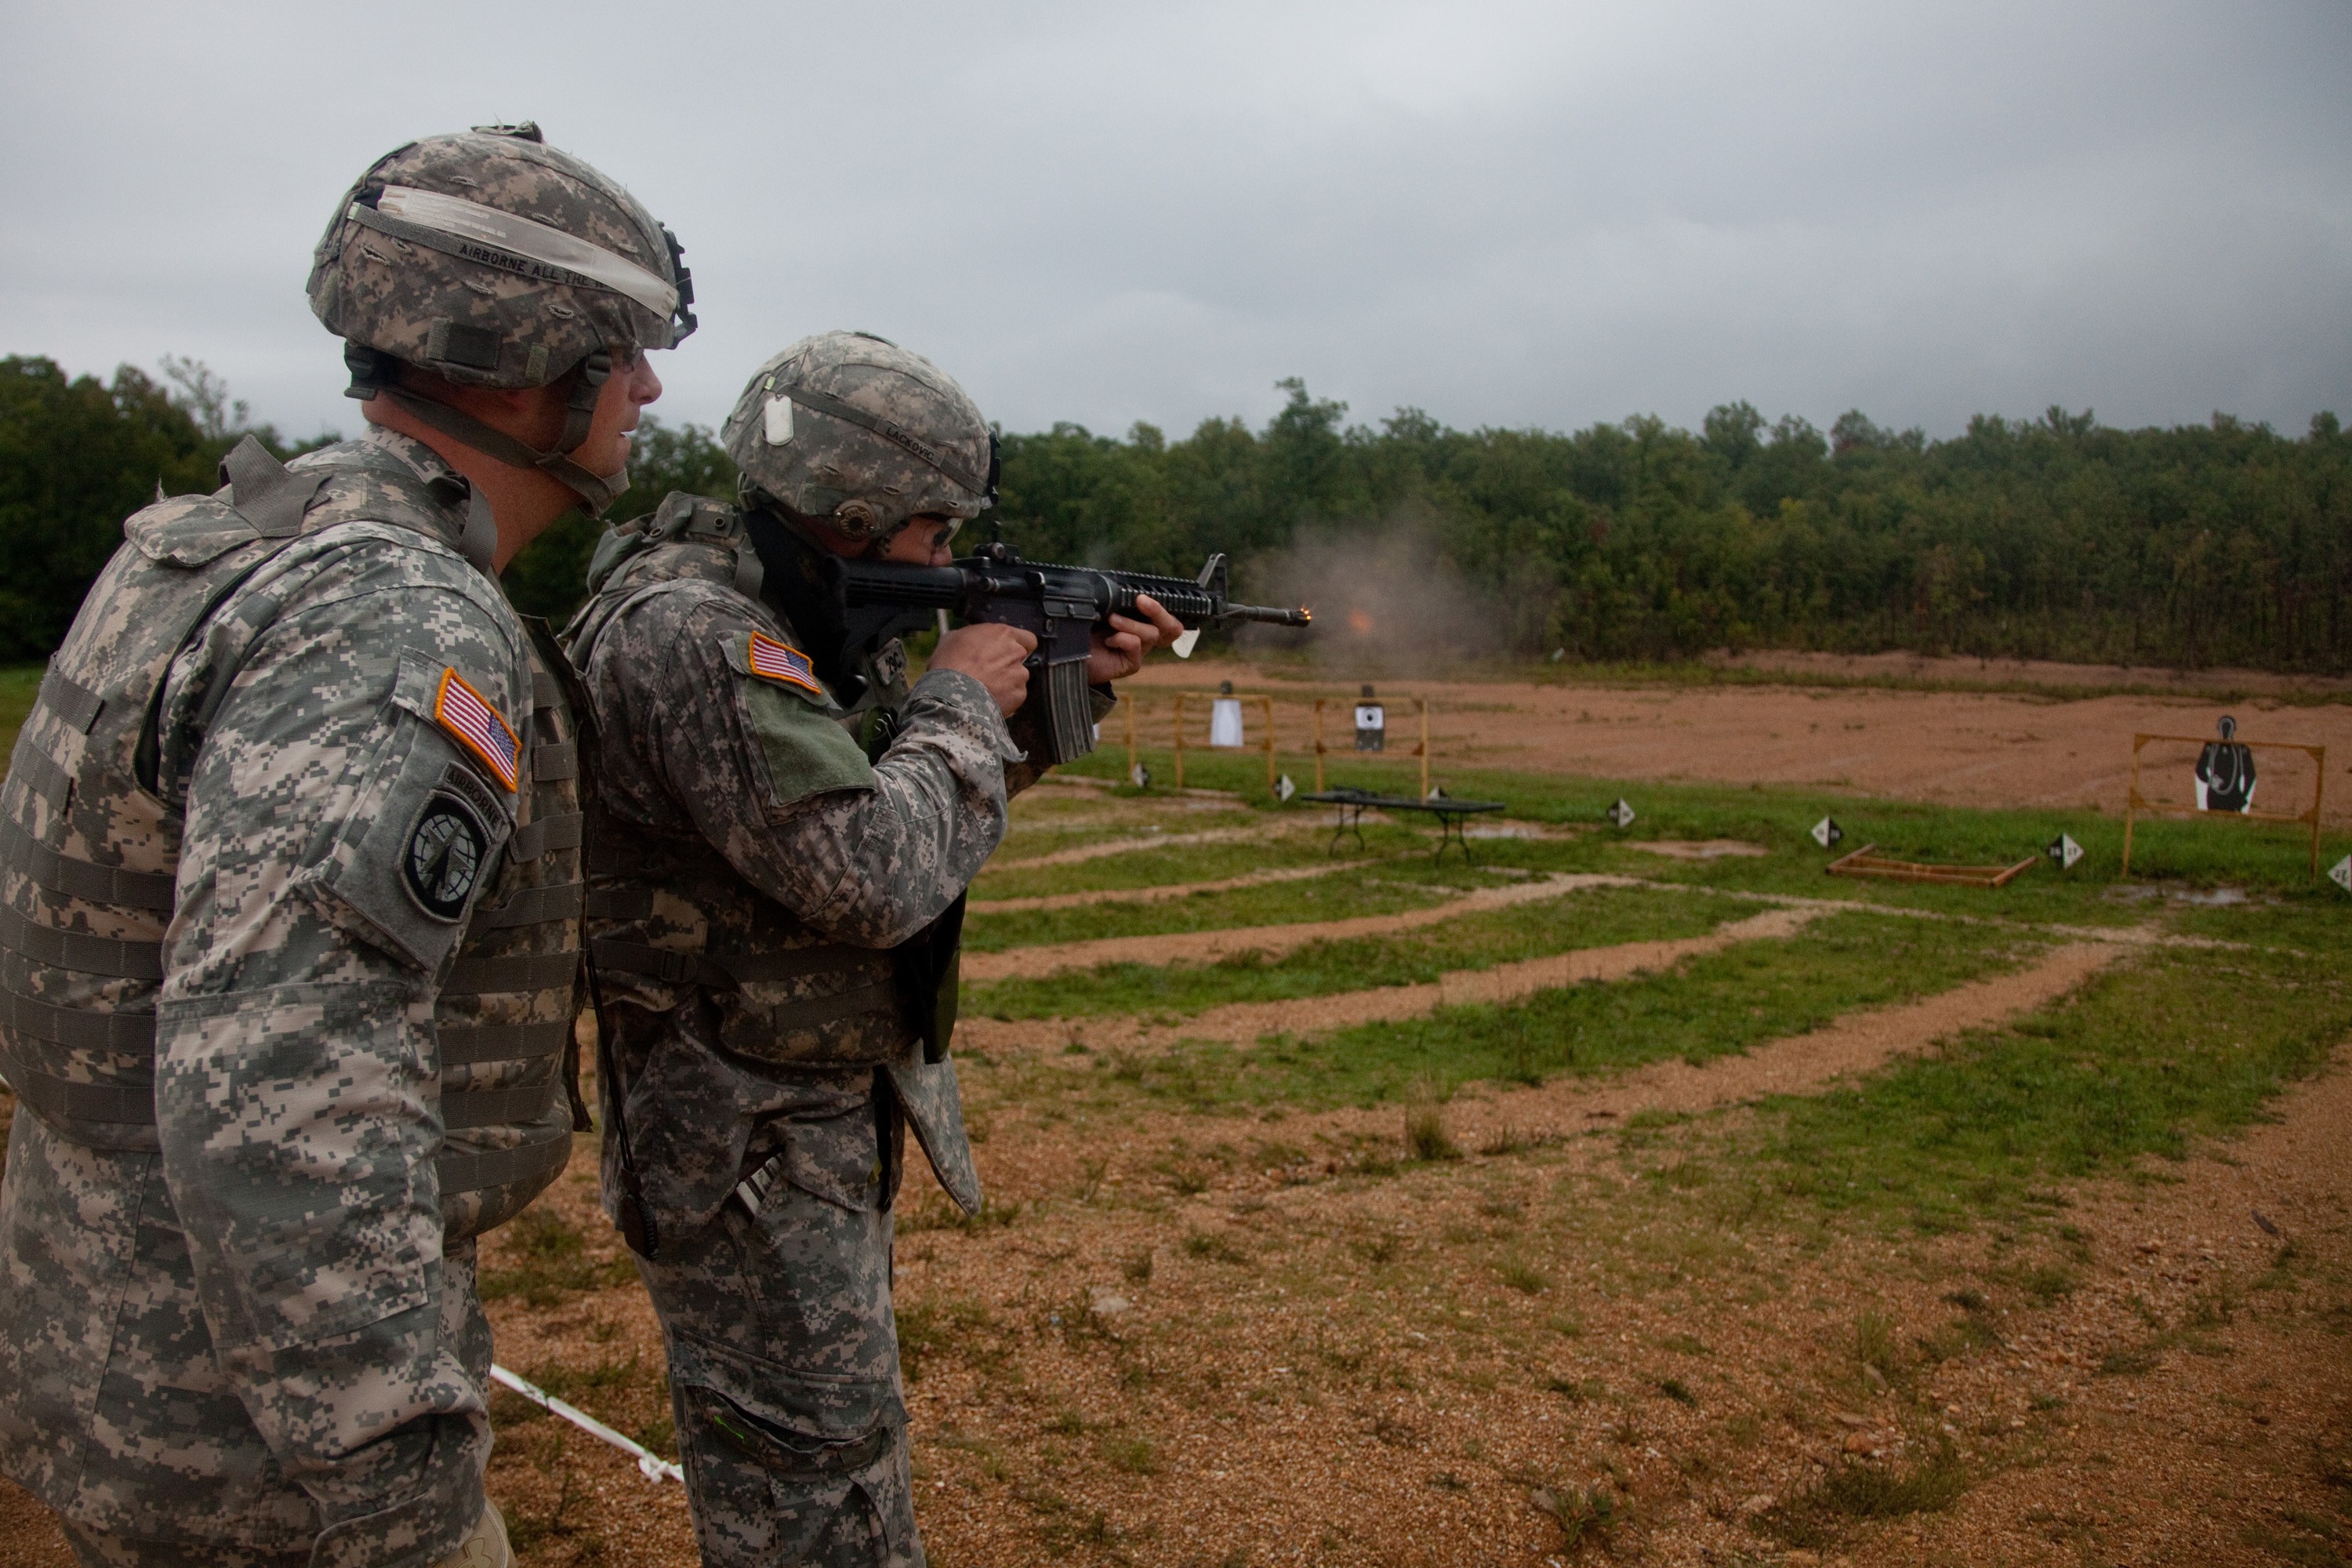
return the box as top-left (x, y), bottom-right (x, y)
top-left (996, 385), bottom-right (2352, 671)
top-left (500, 414), bottom-right (735, 623)
top-left (10, 354), bottom-right (2345, 669)
top-left (0, 357), bottom-right (270, 661)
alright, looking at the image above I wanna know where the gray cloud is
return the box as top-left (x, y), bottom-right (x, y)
top-left (3, 0), bottom-right (2344, 445)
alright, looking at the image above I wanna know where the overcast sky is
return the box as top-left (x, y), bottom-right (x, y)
top-left (4, 1), bottom-right (2347, 447)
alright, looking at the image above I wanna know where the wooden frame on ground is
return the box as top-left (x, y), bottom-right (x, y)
top-left (1826, 843), bottom-right (2038, 888)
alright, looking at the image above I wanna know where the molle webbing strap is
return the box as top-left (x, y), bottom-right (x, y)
top-left (588, 937), bottom-right (873, 988)
top-left (0, 818), bottom-right (176, 913)
top-left (783, 385), bottom-right (988, 499)
top-left (438, 1018), bottom-right (573, 1067)
top-left (582, 885), bottom-right (653, 920)
top-left (0, 1047), bottom-right (154, 1129)
top-left (443, 950), bottom-right (581, 996)
top-left (37, 667), bottom-right (105, 735)
top-left (532, 671), bottom-right (563, 710)
top-left (472, 882), bottom-right (583, 930)
top-left (0, 984), bottom-right (155, 1053)
top-left (436, 1131), bottom-right (571, 1197)
top-left (0, 902), bottom-right (163, 981)
top-left (757, 977), bottom-right (899, 1033)
top-left (441, 1080), bottom-right (561, 1130)
top-left (721, 946), bottom-right (886, 985)
top-left (510, 812), bottom-right (584, 862)
top-left (586, 937), bottom-right (728, 989)
top-left (586, 938), bottom-right (897, 1029)
top-left (6, 747), bottom-right (72, 810)
top-left (532, 742), bottom-right (578, 782)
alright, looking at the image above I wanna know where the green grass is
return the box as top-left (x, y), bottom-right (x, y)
top-left (993, 809), bottom-right (1260, 858)
top-left (1088, 910), bottom-right (2031, 1113)
top-left (964, 856), bottom-right (1508, 950)
top-left (1762, 1441), bottom-right (1970, 1547)
top-left (1755, 946), bottom-right (2352, 1232)
top-left (965, 884), bottom-right (1738, 1018)
top-left (1062, 748), bottom-right (2350, 919)
top-left (971, 827), bottom-right (1359, 902)
top-left (477, 1206), bottom-right (635, 1308)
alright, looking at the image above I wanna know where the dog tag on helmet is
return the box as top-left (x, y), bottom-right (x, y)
top-left (763, 394), bottom-right (794, 445)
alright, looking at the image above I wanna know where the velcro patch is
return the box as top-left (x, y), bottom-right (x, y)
top-left (434, 668), bottom-right (521, 791)
top-left (745, 632), bottom-right (822, 695)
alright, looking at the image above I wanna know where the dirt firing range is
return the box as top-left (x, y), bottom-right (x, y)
top-left (2, 659), bottom-right (2350, 1568)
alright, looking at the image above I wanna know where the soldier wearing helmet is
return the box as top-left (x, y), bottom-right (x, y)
top-left (564, 332), bottom-right (1180, 1566)
top-left (0, 125), bottom-right (690, 1568)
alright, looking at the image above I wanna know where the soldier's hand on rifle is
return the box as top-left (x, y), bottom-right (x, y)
top-left (1087, 593), bottom-right (1183, 684)
top-left (930, 622), bottom-right (1037, 716)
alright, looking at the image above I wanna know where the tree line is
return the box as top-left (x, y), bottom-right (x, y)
top-left (5, 354), bottom-right (2346, 671)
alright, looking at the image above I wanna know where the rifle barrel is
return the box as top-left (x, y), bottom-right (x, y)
top-left (833, 556), bottom-right (1310, 630)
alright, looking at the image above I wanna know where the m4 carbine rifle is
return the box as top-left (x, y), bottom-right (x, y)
top-left (746, 517), bottom-right (1312, 765)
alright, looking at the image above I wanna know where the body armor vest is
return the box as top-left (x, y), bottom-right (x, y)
top-left (0, 437), bottom-right (586, 1240)
top-left (564, 502), bottom-right (919, 1069)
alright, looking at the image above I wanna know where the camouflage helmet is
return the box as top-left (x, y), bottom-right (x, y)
top-left (720, 332), bottom-right (994, 546)
top-left (307, 123), bottom-right (695, 514)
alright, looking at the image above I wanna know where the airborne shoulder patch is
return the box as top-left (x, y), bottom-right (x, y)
top-left (434, 667), bottom-right (521, 791)
top-left (742, 631), bottom-right (823, 696)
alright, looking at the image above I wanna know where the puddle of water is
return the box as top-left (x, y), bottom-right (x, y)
top-left (2103, 884), bottom-right (2255, 907)
top-left (1630, 840), bottom-right (1771, 861)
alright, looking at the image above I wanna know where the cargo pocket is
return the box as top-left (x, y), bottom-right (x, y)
top-left (672, 1340), bottom-right (916, 1566)
top-left (311, 650), bottom-right (516, 971)
top-left (723, 630), bottom-right (877, 808)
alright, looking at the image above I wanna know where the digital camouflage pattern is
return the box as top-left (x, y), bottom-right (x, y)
top-left (720, 332), bottom-right (991, 545)
top-left (632, 1069), bottom-right (916, 1567)
top-left (310, 128), bottom-right (689, 390)
top-left (568, 503), bottom-right (1033, 1567)
top-left (567, 506), bottom-right (1011, 1232)
top-left (0, 428), bottom-right (583, 1567)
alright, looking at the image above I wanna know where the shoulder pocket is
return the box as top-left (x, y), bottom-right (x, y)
top-left (312, 662), bottom-right (518, 970)
top-left (720, 633), bottom-right (876, 808)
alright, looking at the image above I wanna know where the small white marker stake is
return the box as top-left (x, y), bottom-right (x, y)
top-left (2048, 833), bottom-right (2084, 870)
top-left (2331, 855), bottom-right (2351, 894)
top-left (1276, 773), bottom-right (1296, 802)
top-left (1170, 627), bottom-right (1200, 659)
top-left (489, 1364), bottom-right (683, 1484)
top-left (1131, 763), bottom-right (1151, 789)
top-left (1811, 817), bottom-right (1844, 849)
top-left (1606, 798), bottom-right (1635, 829)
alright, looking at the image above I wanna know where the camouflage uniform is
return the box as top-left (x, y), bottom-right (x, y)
top-left (564, 505), bottom-right (999, 1568)
top-left (0, 430), bottom-right (586, 1567)
top-left (565, 334), bottom-right (1096, 1568)
top-left (0, 125), bottom-right (690, 1568)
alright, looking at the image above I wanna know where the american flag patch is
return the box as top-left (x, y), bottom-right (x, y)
top-left (434, 668), bottom-right (520, 791)
top-left (746, 632), bottom-right (822, 695)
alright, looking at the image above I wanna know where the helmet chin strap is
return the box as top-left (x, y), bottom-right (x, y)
top-left (371, 350), bottom-right (629, 517)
